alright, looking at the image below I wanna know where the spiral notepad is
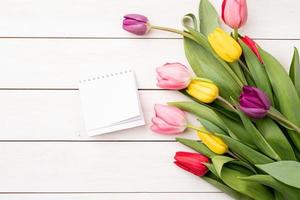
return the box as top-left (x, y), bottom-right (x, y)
top-left (78, 68), bottom-right (145, 136)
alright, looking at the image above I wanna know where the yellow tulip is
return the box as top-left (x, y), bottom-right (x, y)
top-left (186, 78), bottom-right (219, 103)
top-left (208, 28), bottom-right (242, 62)
top-left (197, 128), bottom-right (228, 155)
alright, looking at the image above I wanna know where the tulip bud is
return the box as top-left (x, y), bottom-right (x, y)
top-left (241, 36), bottom-right (263, 63)
top-left (239, 86), bottom-right (271, 118)
top-left (156, 63), bottom-right (192, 90)
top-left (208, 28), bottom-right (242, 62)
top-left (186, 78), bottom-right (219, 103)
top-left (122, 14), bottom-right (150, 35)
top-left (151, 104), bottom-right (187, 134)
top-left (174, 151), bottom-right (209, 176)
top-left (222, 0), bottom-right (248, 29)
top-left (197, 128), bottom-right (228, 155)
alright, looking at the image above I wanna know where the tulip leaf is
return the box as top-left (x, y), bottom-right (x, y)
top-left (241, 175), bottom-right (300, 200)
top-left (211, 156), bottom-right (235, 177)
top-left (240, 41), bottom-right (274, 104)
top-left (256, 161), bottom-right (300, 189)
top-left (220, 166), bottom-right (274, 200)
top-left (255, 118), bottom-right (297, 161)
top-left (169, 101), bottom-right (226, 131)
top-left (203, 163), bottom-right (219, 177)
top-left (176, 138), bottom-right (216, 158)
top-left (197, 118), bottom-right (227, 135)
top-left (184, 37), bottom-right (242, 100)
top-left (237, 110), bottom-right (280, 160)
top-left (199, 0), bottom-right (219, 36)
top-left (289, 47), bottom-right (300, 96)
top-left (259, 47), bottom-right (300, 151)
top-left (202, 175), bottom-right (252, 200)
top-left (229, 61), bottom-right (248, 85)
top-left (217, 113), bottom-right (256, 148)
top-left (216, 134), bottom-right (273, 164)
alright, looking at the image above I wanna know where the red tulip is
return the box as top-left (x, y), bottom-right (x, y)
top-left (222, 0), bottom-right (248, 29)
top-left (174, 151), bottom-right (209, 176)
top-left (241, 35), bottom-right (263, 63)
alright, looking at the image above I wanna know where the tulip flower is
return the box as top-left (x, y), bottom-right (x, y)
top-left (222, 0), bottom-right (248, 29)
top-left (151, 104), bottom-right (187, 134)
top-left (197, 128), bottom-right (228, 155)
top-left (122, 14), bottom-right (150, 35)
top-left (186, 78), bottom-right (219, 103)
top-left (208, 28), bottom-right (242, 62)
top-left (239, 86), bottom-right (271, 118)
top-left (174, 151), bottom-right (209, 176)
top-left (241, 36), bottom-right (263, 63)
top-left (156, 63), bottom-right (192, 90)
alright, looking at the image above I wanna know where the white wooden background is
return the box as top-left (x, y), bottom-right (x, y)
top-left (0, 0), bottom-right (299, 199)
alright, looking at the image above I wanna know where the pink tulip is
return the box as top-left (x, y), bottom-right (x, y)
top-left (151, 104), bottom-right (187, 134)
top-left (156, 63), bottom-right (192, 90)
top-left (222, 0), bottom-right (248, 29)
top-left (122, 14), bottom-right (150, 35)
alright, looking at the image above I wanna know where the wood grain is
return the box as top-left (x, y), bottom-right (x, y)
top-left (0, 0), bottom-right (298, 38)
top-left (0, 39), bottom-right (297, 89)
top-left (0, 90), bottom-right (200, 140)
top-left (0, 193), bottom-right (232, 200)
top-left (0, 142), bottom-right (219, 193)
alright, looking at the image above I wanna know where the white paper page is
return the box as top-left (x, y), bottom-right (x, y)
top-left (79, 68), bottom-right (143, 135)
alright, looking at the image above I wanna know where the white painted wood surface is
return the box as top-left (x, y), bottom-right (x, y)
top-left (0, 0), bottom-right (298, 199)
top-left (0, 0), bottom-right (299, 38)
top-left (0, 39), bottom-right (296, 89)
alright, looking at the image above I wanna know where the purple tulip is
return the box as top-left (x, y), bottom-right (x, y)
top-left (122, 14), bottom-right (149, 35)
top-left (239, 86), bottom-right (271, 118)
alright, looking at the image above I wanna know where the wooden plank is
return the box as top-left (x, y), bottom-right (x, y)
top-left (0, 0), bottom-right (298, 39)
top-left (0, 193), bottom-right (232, 200)
top-left (0, 142), bottom-right (220, 193)
top-left (0, 90), bottom-right (200, 140)
top-left (0, 39), bottom-right (298, 89)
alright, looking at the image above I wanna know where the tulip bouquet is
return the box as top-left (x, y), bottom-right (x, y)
top-left (123, 0), bottom-right (300, 199)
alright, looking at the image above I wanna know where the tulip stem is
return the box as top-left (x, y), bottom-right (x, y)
top-left (187, 124), bottom-right (202, 132)
top-left (238, 59), bottom-right (255, 81)
top-left (233, 29), bottom-right (239, 40)
top-left (151, 25), bottom-right (197, 42)
top-left (216, 96), bottom-right (236, 112)
top-left (267, 108), bottom-right (300, 135)
top-left (227, 151), bottom-right (240, 160)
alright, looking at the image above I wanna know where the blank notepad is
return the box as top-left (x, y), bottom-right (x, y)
top-left (79, 68), bottom-right (145, 136)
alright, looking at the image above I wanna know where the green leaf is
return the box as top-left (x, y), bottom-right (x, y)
top-left (199, 0), bottom-right (219, 36)
top-left (240, 41), bottom-right (274, 104)
top-left (229, 61), bottom-right (248, 85)
top-left (255, 118), bottom-right (296, 161)
top-left (242, 175), bottom-right (300, 200)
top-left (216, 134), bottom-right (273, 164)
top-left (197, 118), bottom-right (227, 135)
top-left (259, 47), bottom-right (300, 151)
top-left (169, 101), bottom-right (226, 131)
top-left (211, 155), bottom-right (234, 177)
top-left (184, 37), bottom-right (242, 100)
top-left (217, 114), bottom-right (255, 148)
top-left (256, 161), bottom-right (300, 189)
top-left (176, 138), bottom-right (216, 158)
top-left (237, 110), bottom-right (280, 160)
top-left (204, 163), bottom-right (219, 177)
top-left (203, 174), bottom-right (252, 200)
top-left (289, 47), bottom-right (300, 96)
top-left (220, 167), bottom-right (274, 200)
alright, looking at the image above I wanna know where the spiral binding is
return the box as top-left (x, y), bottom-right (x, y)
top-left (79, 69), bottom-right (132, 83)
